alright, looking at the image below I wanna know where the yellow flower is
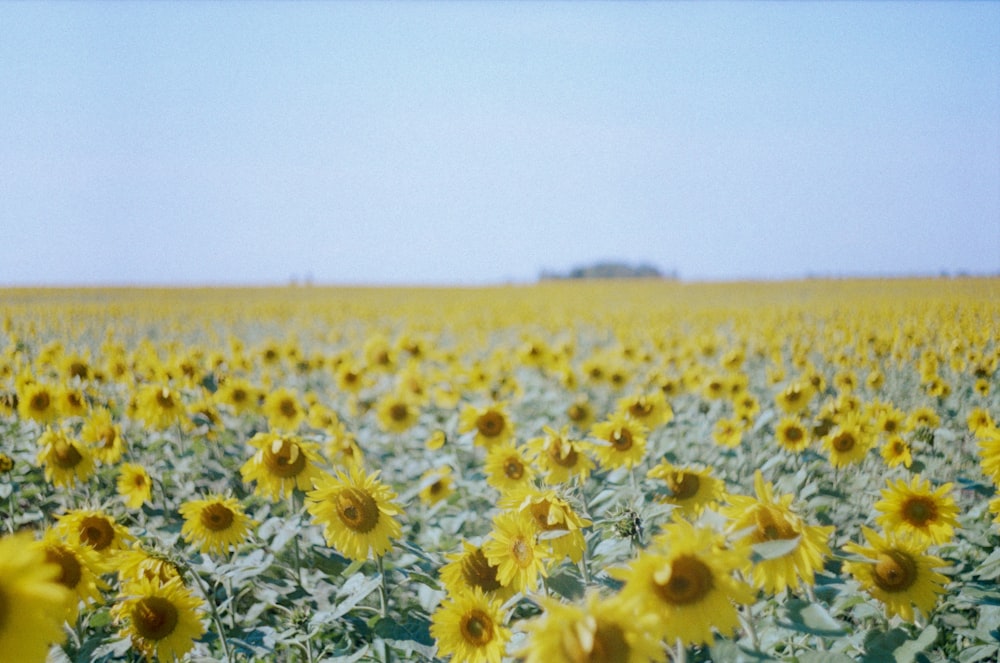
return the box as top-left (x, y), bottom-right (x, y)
top-left (419, 466), bottom-right (455, 506)
top-left (0, 532), bottom-right (71, 662)
top-left (80, 407), bottom-right (126, 464)
top-left (775, 416), bottom-right (811, 453)
top-left (712, 416), bottom-right (745, 448)
top-left (526, 426), bottom-right (595, 485)
top-left (483, 510), bottom-right (548, 594)
top-left (484, 443), bottom-right (535, 493)
top-left (518, 591), bottom-right (664, 663)
top-left (430, 587), bottom-right (511, 663)
top-left (440, 541), bottom-right (515, 601)
top-left (843, 527), bottom-right (948, 622)
top-left (459, 402), bottom-right (514, 448)
top-left (721, 471), bottom-right (833, 595)
top-left (214, 377), bottom-right (261, 415)
top-left (881, 435), bottom-right (913, 468)
top-left (565, 395), bottom-right (596, 432)
top-left (36, 428), bottom-right (95, 488)
top-left (978, 424), bottom-right (1000, 484)
top-left (647, 461), bottom-right (726, 517)
top-left (375, 391), bottom-right (421, 434)
top-left (616, 391), bottom-right (673, 429)
top-left (306, 466), bottom-right (403, 561)
top-left (425, 429), bottom-right (448, 450)
top-left (56, 384), bottom-right (88, 419)
top-left (821, 414), bottom-right (873, 468)
top-left (117, 463), bottom-right (153, 509)
top-left (56, 508), bottom-right (135, 561)
top-left (115, 546), bottom-right (182, 591)
top-left (240, 432), bottom-right (324, 501)
top-left (589, 413), bottom-right (648, 469)
top-left (17, 381), bottom-right (60, 424)
top-left (874, 476), bottom-right (959, 545)
top-left (136, 384), bottom-right (186, 430)
top-left (111, 576), bottom-right (206, 662)
top-left (263, 387), bottom-right (306, 432)
top-left (502, 487), bottom-right (591, 564)
top-left (40, 528), bottom-right (107, 622)
top-left (179, 495), bottom-right (255, 556)
top-left (906, 406), bottom-right (940, 431)
top-left (776, 381), bottom-right (814, 414)
top-left (613, 519), bottom-right (754, 647)
top-left (968, 408), bottom-right (995, 436)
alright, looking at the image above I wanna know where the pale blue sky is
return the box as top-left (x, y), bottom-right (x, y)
top-left (2, 1), bottom-right (998, 285)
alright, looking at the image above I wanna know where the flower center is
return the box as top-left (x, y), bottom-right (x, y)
top-left (79, 515), bottom-right (115, 550)
top-left (476, 411), bottom-right (505, 438)
top-left (278, 398), bottom-right (298, 419)
top-left (511, 537), bottom-right (533, 567)
top-left (46, 545), bottom-right (82, 590)
top-left (784, 426), bottom-right (803, 443)
top-left (568, 404), bottom-right (589, 422)
top-left (902, 496), bottom-right (937, 526)
top-left (563, 619), bottom-right (630, 663)
top-left (200, 503), bottom-right (235, 532)
top-left (873, 550), bottom-right (918, 592)
top-left (628, 400), bottom-right (653, 418)
top-left (462, 548), bottom-right (502, 593)
top-left (548, 440), bottom-right (579, 468)
top-left (610, 428), bottom-right (633, 451)
top-left (389, 403), bottom-right (409, 422)
top-left (54, 439), bottom-right (83, 468)
top-left (31, 391), bottom-right (51, 412)
top-left (156, 388), bottom-right (176, 409)
top-left (263, 438), bottom-right (307, 478)
top-left (754, 507), bottom-right (798, 542)
top-left (335, 487), bottom-right (380, 533)
top-left (461, 609), bottom-right (494, 647)
top-left (134, 596), bottom-right (179, 641)
top-left (503, 458), bottom-right (524, 480)
top-left (231, 388), bottom-right (247, 404)
top-left (654, 555), bottom-right (714, 606)
top-left (667, 472), bottom-right (700, 500)
top-left (831, 431), bottom-right (855, 452)
top-left (100, 427), bottom-right (117, 449)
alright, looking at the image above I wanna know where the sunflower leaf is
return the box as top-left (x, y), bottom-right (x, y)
top-left (779, 599), bottom-right (847, 636)
top-left (750, 535), bottom-right (801, 562)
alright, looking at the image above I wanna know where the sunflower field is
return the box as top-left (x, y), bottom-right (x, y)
top-left (1, 278), bottom-right (999, 663)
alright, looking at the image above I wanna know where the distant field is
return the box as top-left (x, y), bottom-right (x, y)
top-left (1, 277), bottom-right (998, 662)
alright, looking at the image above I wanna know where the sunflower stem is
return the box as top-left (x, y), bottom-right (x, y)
top-left (186, 563), bottom-right (234, 663)
top-left (377, 554), bottom-right (390, 618)
top-left (674, 638), bottom-right (687, 663)
top-left (740, 601), bottom-right (761, 651)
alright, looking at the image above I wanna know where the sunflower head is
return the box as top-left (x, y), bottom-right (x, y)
top-left (306, 467), bottom-right (403, 561)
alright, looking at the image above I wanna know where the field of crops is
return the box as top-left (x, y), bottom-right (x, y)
top-left (1, 278), bottom-right (998, 662)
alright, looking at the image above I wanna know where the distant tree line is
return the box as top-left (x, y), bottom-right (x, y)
top-left (539, 261), bottom-right (676, 280)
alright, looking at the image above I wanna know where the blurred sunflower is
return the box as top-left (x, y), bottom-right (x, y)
top-left (967, 408), bottom-right (995, 436)
top-left (418, 465), bottom-right (455, 506)
top-left (136, 384), bottom-right (186, 430)
top-left (874, 476), bottom-right (958, 545)
top-left (880, 436), bottom-right (913, 469)
top-left (483, 510), bottom-right (548, 594)
top-left (440, 541), bottom-right (515, 601)
top-left (712, 417), bottom-right (745, 448)
top-left (721, 471), bottom-right (833, 595)
top-left (565, 395), bottom-right (596, 432)
top-left (459, 402), bottom-right (514, 448)
top-left (616, 391), bottom-right (673, 429)
top-left (977, 424), bottom-right (1000, 484)
top-left (17, 381), bottom-right (60, 424)
top-left (306, 466), bottom-right (403, 561)
top-left (115, 546), bottom-right (182, 590)
top-left (526, 426), bottom-right (594, 485)
top-left (821, 414), bottom-right (873, 468)
top-left (240, 432), bottom-right (324, 500)
top-left (40, 528), bottom-right (106, 622)
top-left (36, 428), bottom-right (94, 488)
top-left (375, 391), bottom-right (420, 434)
top-left (518, 591), bottom-right (663, 663)
top-left (0, 531), bottom-right (71, 662)
top-left (111, 576), bottom-right (205, 662)
top-left (430, 587), bottom-right (511, 663)
top-left (906, 406), bottom-right (940, 431)
top-left (502, 487), bottom-right (591, 564)
top-left (80, 407), bottom-right (126, 464)
top-left (484, 443), bottom-right (535, 494)
top-left (843, 527), bottom-right (948, 622)
top-left (589, 413), bottom-right (648, 469)
top-left (56, 508), bottom-right (134, 560)
top-left (117, 463), bottom-right (153, 509)
top-left (646, 461), bottom-right (726, 517)
top-left (179, 494), bottom-right (255, 555)
top-left (56, 384), bottom-right (88, 419)
top-left (612, 519), bottom-right (754, 647)
top-left (214, 377), bottom-right (261, 415)
top-left (776, 381), bottom-right (813, 414)
top-left (262, 387), bottom-right (306, 432)
top-left (775, 416), bottom-right (811, 453)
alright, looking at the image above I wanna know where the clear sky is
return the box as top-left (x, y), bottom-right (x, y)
top-left (2, 1), bottom-right (998, 286)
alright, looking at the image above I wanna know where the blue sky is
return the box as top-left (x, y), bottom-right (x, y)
top-left (2, 1), bottom-right (998, 285)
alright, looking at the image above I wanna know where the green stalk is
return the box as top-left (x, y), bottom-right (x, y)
top-left (187, 564), bottom-right (234, 663)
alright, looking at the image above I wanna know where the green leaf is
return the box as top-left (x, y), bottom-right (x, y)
top-left (779, 599), bottom-right (847, 636)
top-left (975, 548), bottom-right (1000, 581)
top-left (332, 573), bottom-right (382, 619)
top-left (546, 570), bottom-right (585, 600)
top-left (798, 653), bottom-right (855, 663)
top-left (88, 608), bottom-right (112, 628)
top-left (892, 624), bottom-right (937, 663)
top-left (405, 571), bottom-right (442, 591)
top-left (861, 628), bottom-right (909, 663)
top-left (708, 640), bottom-right (772, 662)
top-left (374, 615), bottom-right (436, 658)
top-left (957, 644), bottom-right (1000, 663)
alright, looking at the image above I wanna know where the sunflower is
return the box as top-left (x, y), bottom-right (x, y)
top-left (565, 395), bottom-right (596, 432)
top-left (526, 426), bottom-right (595, 485)
top-left (616, 391), bottom-right (673, 429)
top-left (0, 532), bottom-right (71, 662)
top-left (502, 487), bottom-right (591, 564)
top-left (112, 576), bottom-right (206, 661)
top-left (874, 476), bottom-right (958, 545)
top-left (306, 466), bottom-right (403, 561)
top-left (459, 402), bottom-right (514, 448)
top-left (136, 384), bottom-right (186, 430)
top-left (821, 414), bottom-right (873, 468)
top-left (56, 384), bottom-right (88, 418)
top-left (0, 452), bottom-right (12, 474)
top-left (36, 428), bottom-right (95, 488)
top-left (440, 541), bottom-right (515, 601)
top-left (646, 461), bottom-right (726, 517)
top-left (80, 407), bottom-right (126, 464)
top-left (117, 463), bottom-right (153, 509)
top-left (115, 546), bottom-right (183, 591)
top-left (518, 591), bottom-right (664, 663)
top-left (324, 422), bottom-right (365, 469)
top-left (482, 510), bottom-right (548, 594)
top-left (589, 413), bottom-right (648, 469)
top-left (17, 381), bottom-right (60, 424)
top-left (880, 435), bottom-right (913, 469)
top-left (262, 387), bottom-right (306, 432)
top-left (484, 443), bottom-right (535, 494)
top-left (179, 495), bottom-right (255, 556)
top-left (613, 519), bottom-right (754, 647)
top-left (419, 466), bottom-right (455, 506)
top-left (978, 424), bottom-right (1000, 484)
top-left (843, 527), bottom-right (948, 622)
top-left (712, 416), bottom-right (745, 448)
top-left (430, 587), bottom-right (511, 663)
top-left (775, 416), bottom-right (811, 453)
top-left (214, 377), bottom-right (261, 415)
top-left (906, 406), bottom-right (940, 431)
top-left (40, 528), bottom-right (107, 622)
top-left (240, 432), bottom-right (325, 500)
top-left (425, 429), bottom-right (448, 451)
top-left (56, 508), bottom-right (135, 561)
top-left (775, 381), bottom-right (813, 414)
top-left (968, 408), bottom-right (995, 436)
top-left (375, 392), bottom-right (421, 434)
top-left (721, 471), bottom-right (833, 595)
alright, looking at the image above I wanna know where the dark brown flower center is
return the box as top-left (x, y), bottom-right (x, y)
top-left (754, 507), bottom-right (798, 542)
top-left (79, 515), bottom-right (115, 550)
top-left (873, 550), bottom-right (918, 592)
top-left (134, 596), bottom-right (179, 641)
top-left (263, 438), bottom-right (307, 478)
top-left (548, 440), bottom-right (579, 468)
top-left (628, 400), bottom-right (653, 418)
top-left (54, 439), bottom-right (83, 468)
top-left (462, 548), bottom-right (502, 593)
top-left (389, 403), bottom-right (409, 422)
top-left (563, 621), bottom-right (630, 663)
top-left (831, 431), bottom-right (855, 453)
top-left (461, 609), bottom-right (494, 646)
top-left (200, 503), bottom-right (235, 532)
top-left (336, 487), bottom-right (380, 533)
top-left (503, 458), bottom-right (524, 480)
top-left (902, 496), bottom-right (937, 526)
top-left (568, 404), bottom-right (589, 422)
top-left (31, 391), bottom-right (51, 412)
top-left (278, 398), bottom-right (298, 419)
top-left (46, 545), bottom-right (82, 590)
top-left (155, 388), bottom-right (176, 409)
top-left (784, 426), bottom-right (803, 443)
top-left (610, 428), bottom-right (633, 451)
top-left (476, 411), bottom-right (505, 438)
top-left (654, 555), bottom-right (714, 606)
top-left (511, 537), bottom-right (533, 567)
top-left (667, 472), bottom-right (700, 500)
